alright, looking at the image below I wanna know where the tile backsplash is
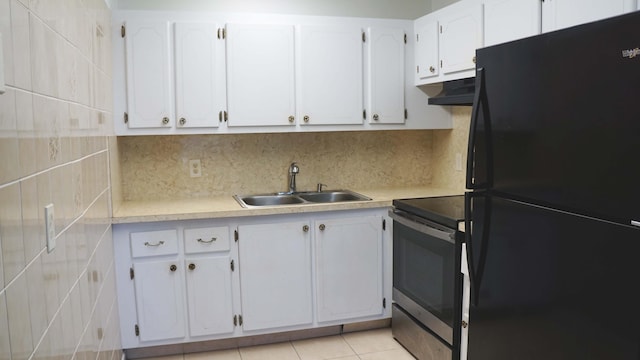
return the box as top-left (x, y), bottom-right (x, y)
top-left (118, 130), bottom-right (437, 201)
top-left (0, 1), bottom-right (120, 360)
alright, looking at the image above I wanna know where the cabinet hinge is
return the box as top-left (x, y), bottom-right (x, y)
top-left (416, 34), bottom-right (419, 42)
top-left (134, 324), bottom-right (140, 336)
top-left (404, 33), bottom-right (407, 44)
top-left (383, 298), bottom-right (386, 309)
top-left (362, 31), bottom-right (366, 43)
top-left (416, 65), bottom-right (419, 74)
top-left (440, 25), bottom-right (443, 34)
top-left (440, 60), bottom-right (443, 68)
top-left (124, 112), bottom-right (128, 124)
top-left (121, 25), bottom-right (125, 38)
top-left (224, 111), bottom-right (228, 122)
top-left (239, 315), bottom-right (243, 326)
top-left (404, 109), bottom-right (408, 120)
top-left (382, 219), bottom-right (386, 231)
top-left (129, 267), bottom-right (134, 279)
top-left (234, 229), bottom-right (239, 242)
top-left (230, 259), bottom-right (235, 272)
top-left (233, 315), bottom-right (237, 326)
top-left (363, 109), bottom-right (367, 120)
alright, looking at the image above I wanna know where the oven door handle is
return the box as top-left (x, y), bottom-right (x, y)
top-left (389, 210), bottom-right (456, 245)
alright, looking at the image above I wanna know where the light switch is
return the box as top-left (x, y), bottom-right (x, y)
top-left (0, 32), bottom-right (5, 95)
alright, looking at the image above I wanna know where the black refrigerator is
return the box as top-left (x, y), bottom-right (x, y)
top-left (465, 11), bottom-right (640, 360)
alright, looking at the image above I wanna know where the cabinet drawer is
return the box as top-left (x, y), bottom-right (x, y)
top-left (130, 229), bottom-right (179, 258)
top-left (184, 226), bottom-right (230, 254)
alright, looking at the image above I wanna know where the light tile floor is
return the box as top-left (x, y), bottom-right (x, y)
top-left (143, 328), bottom-right (416, 360)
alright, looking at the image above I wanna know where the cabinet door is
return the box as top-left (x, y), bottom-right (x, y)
top-left (315, 216), bottom-right (383, 323)
top-left (484, 0), bottom-right (541, 47)
top-left (238, 221), bottom-right (313, 331)
top-left (174, 22), bottom-right (223, 129)
top-left (367, 27), bottom-right (405, 124)
top-left (415, 19), bottom-right (440, 82)
top-left (299, 25), bottom-right (364, 125)
top-left (226, 23), bottom-right (296, 127)
top-left (185, 256), bottom-right (234, 337)
top-left (439, 4), bottom-right (483, 75)
top-left (133, 259), bottom-right (185, 342)
top-left (125, 21), bottom-right (172, 129)
top-left (542, 0), bottom-right (637, 32)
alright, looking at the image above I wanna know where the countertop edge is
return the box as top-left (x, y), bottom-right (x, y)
top-left (112, 186), bottom-right (463, 224)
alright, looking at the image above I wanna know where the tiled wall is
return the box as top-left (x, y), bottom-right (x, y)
top-left (117, 130), bottom-right (436, 201)
top-left (0, 1), bottom-right (121, 360)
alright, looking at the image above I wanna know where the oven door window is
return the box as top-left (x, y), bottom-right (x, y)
top-left (394, 221), bottom-right (456, 328)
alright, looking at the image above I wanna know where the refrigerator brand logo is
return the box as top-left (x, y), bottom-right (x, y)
top-left (622, 48), bottom-right (640, 59)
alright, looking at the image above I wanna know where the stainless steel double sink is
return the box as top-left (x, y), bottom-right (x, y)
top-left (234, 190), bottom-right (372, 208)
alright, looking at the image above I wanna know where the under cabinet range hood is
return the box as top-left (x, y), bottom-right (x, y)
top-left (427, 78), bottom-right (475, 106)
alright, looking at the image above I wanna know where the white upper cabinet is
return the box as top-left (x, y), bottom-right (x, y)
top-left (413, 0), bottom-right (483, 85)
top-left (367, 27), bottom-right (406, 124)
top-left (298, 25), bottom-right (364, 126)
top-left (542, 0), bottom-right (637, 32)
top-left (415, 19), bottom-right (440, 82)
top-left (439, 1), bottom-right (483, 75)
top-left (226, 23), bottom-right (296, 127)
top-left (483, 0), bottom-right (541, 47)
top-left (124, 21), bottom-right (173, 129)
top-left (174, 22), bottom-right (224, 129)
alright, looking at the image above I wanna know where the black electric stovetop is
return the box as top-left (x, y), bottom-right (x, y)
top-left (393, 195), bottom-right (465, 229)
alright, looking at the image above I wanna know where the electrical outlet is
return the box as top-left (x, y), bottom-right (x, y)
top-left (189, 159), bottom-right (202, 178)
top-left (45, 204), bottom-right (55, 253)
top-left (455, 153), bottom-right (463, 172)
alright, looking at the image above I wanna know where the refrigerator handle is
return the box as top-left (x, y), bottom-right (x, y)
top-left (466, 67), bottom-right (493, 190)
top-left (464, 192), bottom-right (492, 307)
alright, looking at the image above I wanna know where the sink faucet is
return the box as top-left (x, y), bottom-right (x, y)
top-left (288, 162), bottom-right (299, 193)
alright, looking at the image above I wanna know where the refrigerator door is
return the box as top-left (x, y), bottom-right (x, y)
top-left (473, 11), bottom-right (640, 225)
top-left (466, 193), bottom-right (640, 359)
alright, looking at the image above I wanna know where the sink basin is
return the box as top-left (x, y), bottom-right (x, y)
top-left (236, 194), bottom-right (305, 207)
top-left (234, 190), bottom-right (371, 208)
top-left (297, 191), bottom-right (370, 203)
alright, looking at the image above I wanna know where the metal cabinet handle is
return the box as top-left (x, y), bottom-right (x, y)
top-left (303, 115), bottom-right (310, 123)
top-left (288, 116), bottom-right (295, 123)
top-left (179, 117), bottom-right (186, 126)
top-left (373, 114), bottom-right (379, 121)
top-left (162, 117), bottom-right (170, 125)
top-left (144, 241), bottom-right (165, 247)
top-left (462, 320), bottom-right (468, 328)
top-left (303, 225), bottom-right (309, 232)
top-left (319, 224), bottom-right (326, 231)
top-left (197, 237), bottom-right (217, 244)
top-left (188, 263), bottom-right (196, 271)
top-left (169, 264), bottom-right (177, 272)
top-left (429, 66), bottom-right (435, 73)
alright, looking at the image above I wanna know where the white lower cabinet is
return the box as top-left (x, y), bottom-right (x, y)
top-left (237, 221), bottom-right (313, 331)
top-left (132, 259), bottom-right (186, 342)
top-left (315, 215), bottom-right (383, 323)
top-left (113, 208), bottom-right (391, 349)
top-left (185, 256), bottom-right (234, 337)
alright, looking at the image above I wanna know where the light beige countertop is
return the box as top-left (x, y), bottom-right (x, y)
top-left (112, 186), bottom-right (463, 224)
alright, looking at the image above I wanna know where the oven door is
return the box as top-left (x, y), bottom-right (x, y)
top-left (390, 209), bottom-right (462, 346)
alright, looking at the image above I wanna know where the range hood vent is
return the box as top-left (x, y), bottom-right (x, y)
top-left (427, 78), bottom-right (475, 106)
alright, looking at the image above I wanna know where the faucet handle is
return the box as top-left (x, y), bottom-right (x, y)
top-left (317, 183), bottom-right (327, 192)
top-left (289, 162), bottom-right (299, 174)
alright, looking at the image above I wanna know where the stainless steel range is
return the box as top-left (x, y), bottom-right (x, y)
top-left (390, 195), bottom-right (466, 360)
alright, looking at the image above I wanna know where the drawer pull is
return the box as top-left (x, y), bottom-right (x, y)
top-left (144, 241), bottom-right (165, 247)
top-left (197, 237), bottom-right (217, 244)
